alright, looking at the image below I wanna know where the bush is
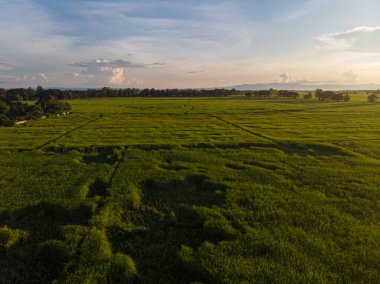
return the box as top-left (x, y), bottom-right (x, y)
top-left (368, 94), bottom-right (378, 103)
top-left (0, 101), bottom-right (10, 115)
top-left (0, 114), bottom-right (14, 126)
top-left (27, 104), bottom-right (44, 119)
top-left (303, 93), bottom-right (313, 100)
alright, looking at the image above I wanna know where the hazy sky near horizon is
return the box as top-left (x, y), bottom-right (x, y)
top-left (1, 0), bottom-right (380, 88)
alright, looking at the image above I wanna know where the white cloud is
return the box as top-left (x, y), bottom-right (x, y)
top-left (342, 70), bottom-right (358, 83)
top-left (278, 73), bottom-right (294, 83)
top-left (316, 26), bottom-right (380, 53)
top-left (109, 68), bottom-right (125, 85)
top-left (127, 78), bottom-right (144, 87)
top-left (0, 0), bottom-right (74, 58)
top-left (0, 73), bottom-right (49, 86)
top-left (70, 59), bottom-right (145, 69)
top-left (70, 59), bottom-right (149, 86)
top-left (38, 73), bottom-right (49, 84)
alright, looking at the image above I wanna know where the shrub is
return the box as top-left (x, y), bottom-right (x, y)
top-left (0, 114), bottom-right (14, 126)
top-left (303, 93), bottom-right (313, 100)
top-left (27, 104), bottom-right (44, 119)
top-left (368, 94), bottom-right (378, 103)
top-left (0, 101), bottom-right (10, 115)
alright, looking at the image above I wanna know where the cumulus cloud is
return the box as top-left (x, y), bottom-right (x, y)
top-left (69, 58), bottom-right (161, 86)
top-left (316, 26), bottom-right (380, 53)
top-left (342, 70), bottom-right (358, 83)
top-left (278, 73), bottom-right (294, 83)
top-left (109, 68), bottom-right (125, 85)
top-left (70, 59), bottom-right (132, 85)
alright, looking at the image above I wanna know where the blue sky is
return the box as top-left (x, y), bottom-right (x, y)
top-left (1, 0), bottom-right (380, 88)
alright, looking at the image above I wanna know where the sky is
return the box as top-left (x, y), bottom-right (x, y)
top-left (1, 0), bottom-right (380, 88)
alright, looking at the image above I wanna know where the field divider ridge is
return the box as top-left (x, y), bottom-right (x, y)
top-left (210, 114), bottom-right (275, 142)
top-left (184, 106), bottom-right (195, 114)
top-left (36, 115), bottom-right (104, 149)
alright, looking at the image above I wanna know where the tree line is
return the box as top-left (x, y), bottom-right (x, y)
top-left (314, 89), bottom-right (351, 102)
top-left (1, 86), bottom-right (378, 102)
top-left (245, 89), bottom-right (301, 99)
top-left (0, 87), bottom-right (241, 101)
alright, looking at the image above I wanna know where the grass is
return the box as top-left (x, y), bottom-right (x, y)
top-left (0, 94), bottom-right (379, 283)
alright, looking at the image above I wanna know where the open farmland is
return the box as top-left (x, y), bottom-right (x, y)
top-left (1, 96), bottom-right (380, 283)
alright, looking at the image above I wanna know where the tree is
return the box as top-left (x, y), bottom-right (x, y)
top-left (278, 90), bottom-right (299, 99)
top-left (36, 89), bottom-right (71, 115)
top-left (0, 114), bottom-right (14, 126)
top-left (36, 85), bottom-right (44, 95)
top-left (0, 88), bottom-right (6, 98)
top-left (368, 94), bottom-right (378, 103)
top-left (0, 102), bottom-right (10, 115)
top-left (315, 89), bottom-right (323, 99)
top-left (27, 104), bottom-right (44, 119)
top-left (303, 93), bottom-right (313, 100)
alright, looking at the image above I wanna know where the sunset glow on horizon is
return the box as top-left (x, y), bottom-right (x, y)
top-left (1, 0), bottom-right (380, 89)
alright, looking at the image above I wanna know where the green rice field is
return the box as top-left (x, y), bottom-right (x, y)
top-left (1, 96), bottom-right (379, 283)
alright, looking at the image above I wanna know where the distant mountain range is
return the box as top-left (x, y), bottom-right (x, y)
top-left (226, 82), bottom-right (380, 91)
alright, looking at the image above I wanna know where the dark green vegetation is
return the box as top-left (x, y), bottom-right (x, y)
top-left (0, 95), bottom-right (379, 283)
top-left (0, 87), bottom-right (71, 125)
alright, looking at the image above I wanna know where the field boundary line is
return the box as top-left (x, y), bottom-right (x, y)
top-left (210, 114), bottom-right (275, 142)
top-left (184, 106), bottom-right (195, 114)
top-left (37, 115), bottom-right (104, 149)
top-left (109, 148), bottom-right (128, 186)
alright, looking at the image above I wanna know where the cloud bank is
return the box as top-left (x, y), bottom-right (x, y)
top-left (0, 73), bottom-right (49, 85)
top-left (70, 59), bottom-right (146, 69)
top-left (69, 59), bottom-right (148, 86)
top-left (316, 26), bottom-right (380, 53)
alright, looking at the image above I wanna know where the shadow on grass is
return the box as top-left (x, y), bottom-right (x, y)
top-left (0, 201), bottom-right (93, 283)
top-left (107, 175), bottom-right (231, 283)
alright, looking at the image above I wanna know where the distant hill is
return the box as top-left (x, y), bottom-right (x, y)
top-left (227, 82), bottom-right (380, 91)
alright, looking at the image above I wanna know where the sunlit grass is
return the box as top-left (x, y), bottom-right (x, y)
top-left (0, 95), bottom-right (379, 282)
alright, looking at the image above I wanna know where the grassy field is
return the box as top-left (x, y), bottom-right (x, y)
top-left (0, 95), bottom-right (379, 283)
